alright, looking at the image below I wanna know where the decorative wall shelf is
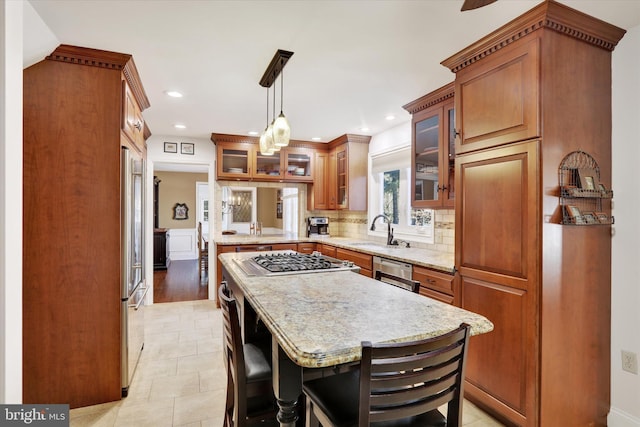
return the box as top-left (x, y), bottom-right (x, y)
top-left (558, 150), bottom-right (613, 225)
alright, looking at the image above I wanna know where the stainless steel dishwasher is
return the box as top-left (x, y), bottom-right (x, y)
top-left (372, 256), bottom-right (413, 291)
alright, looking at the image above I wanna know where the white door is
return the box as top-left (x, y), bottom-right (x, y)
top-left (196, 182), bottom-right (209, 239)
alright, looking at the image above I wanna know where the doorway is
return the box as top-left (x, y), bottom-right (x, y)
top-left (152, 162), bottom-right (210, 303)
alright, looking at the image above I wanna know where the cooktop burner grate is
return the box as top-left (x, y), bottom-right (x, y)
top-left (252, 253), bottom-right (334, 272)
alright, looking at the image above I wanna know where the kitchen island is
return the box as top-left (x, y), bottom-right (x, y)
top-left (219, 251), bottom-right (493, 426)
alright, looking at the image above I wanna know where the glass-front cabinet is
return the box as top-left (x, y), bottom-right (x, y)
top-left (336, 146), bottom-right (348, 208)
top-left (213, 135), bottom-right (316, 183)
top-left (217, 143), bottom-right (252, 179)
top-left (254, 150), bottom-right (283, 180)
top-left (404, 82), bottom-right (455, 209)
top-left (283, 147), bottom-right (313, 182)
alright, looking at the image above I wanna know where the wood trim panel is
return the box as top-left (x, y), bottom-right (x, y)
top-left (441, 0), bottom-right (625, 73)
top-left (47, 44), bottom-right (150, 110)
top-left (211, 132), bottom-right (322, 150)
top-left (402, 82), bottom-right (454, 115)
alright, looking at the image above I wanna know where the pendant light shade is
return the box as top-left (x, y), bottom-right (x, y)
top-left (273, 112), bottom-right (290, 148)
top-left (259, 80), bottom-right (274, 156)
top-left (273, 60), bottom-right (290, 148)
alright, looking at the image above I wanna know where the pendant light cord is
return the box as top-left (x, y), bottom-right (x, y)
top-left (280, 58), bottom-right (284, 114)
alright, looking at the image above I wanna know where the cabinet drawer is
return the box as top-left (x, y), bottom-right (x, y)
top-left (413, 265), bottom-right (454, 296)
top-left (270, 243), bottom-right (298, 251)
top-left (336, 248), bottom-right (373, 270)
top-left (297, 242), bottom-right (316, 254)
top-left (318, 244), bottom-right (336, 258)
top-left (419, 287), bottom-right (454, 305)
top-left (359, 268), bottom-right (373, 278)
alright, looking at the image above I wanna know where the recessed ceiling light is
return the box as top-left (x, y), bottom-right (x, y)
top-left (311, 137), bottom-right (322, 141)
top-left (360, 127), bottom-right (370, 132)
top-left (165, 91), bottom-right (183, 98)
top-left (385, 115), bottom-right (395, 121)
top-left (174, 124), bottom-right (186, 129)
top-left (248, 131), bottom-right (259, 136)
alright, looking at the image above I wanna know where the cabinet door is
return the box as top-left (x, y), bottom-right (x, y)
top-left (254, 149), bottom-right (283, 180)
top-left (455, 38), bottom-right (540, 154)
top-left (217, 143), bottom-right (253, 179)
top-left (412, 104), bottom-right (443, 208)
top-left (284, 147), bottom-right (313, 182)
top-left (455, 140), bottom-right (539, 425)
top-left (311, 151), bottom-right (329, 210)
top-left (328, 150), bottom-right (337, 209)
top-left (122, 81), bottom-right (144, 153)
top-left (336, 146), bottom-right (348, 209)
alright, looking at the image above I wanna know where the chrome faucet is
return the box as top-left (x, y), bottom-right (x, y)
top-left (370, 214), bottom-right (397, 246)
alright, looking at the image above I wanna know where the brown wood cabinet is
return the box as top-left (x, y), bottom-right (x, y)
top-left (403, 83), bottom-right (455, 209)
top-left (212, 134), bottom-right (315, 182)
top-left (441, 2), bottom-right (625, 426)
top-left (335, 248), bottom-right (373, 278)
top-left (412, 265), bottom-right (458, 306)
top-left (122, 80), bottom-right (146, 153)
top-left (317, 243), bottom-right (337, 258)
top-left (308, 134), bottom-right (370, 211)
top-left (23, 45), bottom-right (150, 408)
top-left (297, 242), bottom-right (317, 254)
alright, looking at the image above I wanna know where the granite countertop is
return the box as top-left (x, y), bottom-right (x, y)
top-left (214, 234), bottom-right (455, 273)
top-left (219, 251), bottom-right (493, 368)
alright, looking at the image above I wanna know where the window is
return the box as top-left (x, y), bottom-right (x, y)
top-left (369, 147), bottom-right (434, 243)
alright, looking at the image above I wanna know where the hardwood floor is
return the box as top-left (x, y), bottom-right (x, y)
top-left (153, 259), bottom-right (208, 303)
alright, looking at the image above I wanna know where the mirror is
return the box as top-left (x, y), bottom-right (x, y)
top-left (221, 186), bottom-right (298, 235)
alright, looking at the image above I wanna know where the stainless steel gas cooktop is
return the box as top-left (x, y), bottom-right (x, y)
top-left (235, 252), bottom-right (359, 276)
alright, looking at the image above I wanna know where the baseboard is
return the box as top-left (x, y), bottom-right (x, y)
top-left (609, 407), bottom-right (640, 427)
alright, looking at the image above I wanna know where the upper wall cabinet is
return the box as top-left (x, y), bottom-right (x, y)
top-left (403, 83), bottom-right (455, 209)
top-left (449, 39), bottom-right (540, 154)
top-left (212, 134), bottom-right (316, 183)
top-left (308, 134), bottom-right (370, 211)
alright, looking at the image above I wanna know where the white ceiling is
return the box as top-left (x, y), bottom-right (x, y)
top-left (25, 0), bottom-right (640, 144)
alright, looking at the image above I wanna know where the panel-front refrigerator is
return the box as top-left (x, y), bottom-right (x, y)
top-left (121, 147), bottom-right (148, 397)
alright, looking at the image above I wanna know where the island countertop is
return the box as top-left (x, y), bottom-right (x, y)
top-left (219, 251), bottom-right (493, 368)
top-left (214, 234), bottom-right (455, 273)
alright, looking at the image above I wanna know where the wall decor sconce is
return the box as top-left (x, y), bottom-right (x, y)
top-left (222, 196), bottom-right (240, 215)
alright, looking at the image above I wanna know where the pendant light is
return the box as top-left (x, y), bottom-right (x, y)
top-left (258, 49), bottom-right (294, 152)
top-left (272, 57), bottom-right (291, 148)
top-left (259, 84), bottom-right (274, 156)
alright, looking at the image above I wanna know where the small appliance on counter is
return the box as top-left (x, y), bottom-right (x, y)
top-left (307, 216), bottom-right (330, 237)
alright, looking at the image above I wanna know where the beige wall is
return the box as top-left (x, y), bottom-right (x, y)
top-left (156, 171), bottom-right (208, 229)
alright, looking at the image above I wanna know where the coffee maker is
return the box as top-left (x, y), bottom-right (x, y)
top-left (307, 217), bottom-right (330, 237)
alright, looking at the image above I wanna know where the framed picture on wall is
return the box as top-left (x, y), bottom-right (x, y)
top-left (181, 142), bottom-right (195, 155)
top-left (164, 142), bottom-right (178, 153)
top-left (173, 203), bottom-right (189, 220)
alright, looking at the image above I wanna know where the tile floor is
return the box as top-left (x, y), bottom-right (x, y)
top-left (69, 299), bottom-right (505, 427)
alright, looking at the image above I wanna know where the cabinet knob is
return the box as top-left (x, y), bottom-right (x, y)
top-left (134, 121), bottom-right (142, 131)
top-left (454, 129), bottom-right (460, 138)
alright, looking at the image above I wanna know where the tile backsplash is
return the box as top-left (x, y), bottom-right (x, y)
top-left (309, 209), bottom-right (455, 255)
